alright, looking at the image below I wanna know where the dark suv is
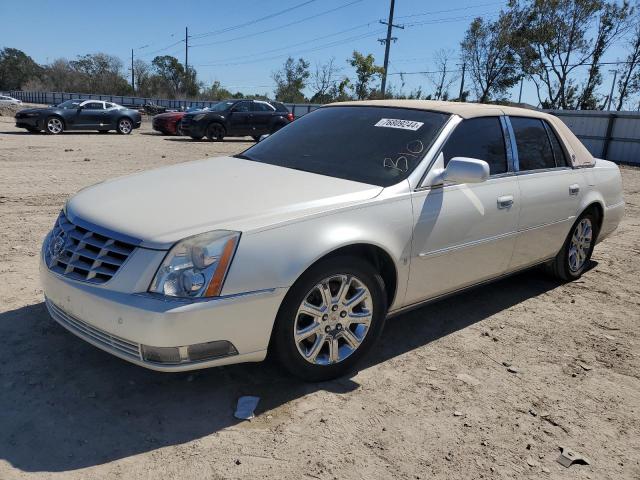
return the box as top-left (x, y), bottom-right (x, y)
top-left (180, 99), bottom-right (294, 141)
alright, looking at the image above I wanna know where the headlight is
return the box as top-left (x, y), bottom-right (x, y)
top-left (149, 230), bottom-right (240, 298)
top-left (193, 113), bottom-right (206, 121)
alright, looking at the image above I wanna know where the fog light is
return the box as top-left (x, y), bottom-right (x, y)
top-left (188, 340), bottom-right (238, 361)
top-left (141, 345), bottom-right (181, 364)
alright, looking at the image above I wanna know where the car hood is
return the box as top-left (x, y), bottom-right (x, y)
top-left (16, 107), bottom-right (49, 115)
top-left (66, 156), bottom-right (382, 248)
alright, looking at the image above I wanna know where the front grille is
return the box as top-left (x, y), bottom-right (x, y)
top-left (45, 211), bottom-right (135, 284)
top-left (46, 299), bottom-right (141, 360)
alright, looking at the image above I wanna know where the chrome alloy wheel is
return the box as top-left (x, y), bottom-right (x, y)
top-left (294, 274), bottom-right (373, 366)
top-left (568, 218), bottom-right (593, 272)
top-left (119, 119), bottom-right (132, 134)
top-left (47, 118), bottom-right (63, 134)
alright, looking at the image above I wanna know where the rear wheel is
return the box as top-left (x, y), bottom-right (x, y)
top-left (273, 256), bottom-right (388, 381)
top-left (206, 122), bottom-right (225, 141)
top-left (45, 117), bottom-right (64, 135)
top-left (117, 118), bottom-right (133, 134)
top-left (549, 211), bottom-right (597, 281)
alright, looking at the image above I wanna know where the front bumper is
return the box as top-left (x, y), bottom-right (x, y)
top-left (179, 118), bottom-right (207, 137)
top-left (40, 252), bottom-right (286, 372)
top-left (15, 116), bottom-right (41, 129)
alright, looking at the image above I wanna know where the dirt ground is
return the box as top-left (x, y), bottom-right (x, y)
top-left (0, 112), bottom-right (639, 480)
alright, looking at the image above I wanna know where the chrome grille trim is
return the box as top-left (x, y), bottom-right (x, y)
top-left (46, 299), bottom-right (141, 360)
top-left (45, 211), bottom-right (136, 284)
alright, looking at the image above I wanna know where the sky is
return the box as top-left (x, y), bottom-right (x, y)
top-left (0, 0), bottom-right (631, 105)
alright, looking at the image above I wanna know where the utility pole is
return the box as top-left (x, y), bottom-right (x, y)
top-left (518, 77), bottom-right (524, 103)
top-left (458, 62), bottom-right (466, 101)
top-left (131, 49), bottom-right (135, 93)
top-left (185, 26), bottom-right (189, 73)
top-left (379, 0), bottom-right (403, 98)
top-left (606, 69), bottom-right (617, 111)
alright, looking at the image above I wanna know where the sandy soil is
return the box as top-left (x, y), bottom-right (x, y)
top-left (0, 116), bottom-right (639, 480)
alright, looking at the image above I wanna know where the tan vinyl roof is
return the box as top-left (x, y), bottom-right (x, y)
top-left (325, 99), bottom-right (550, 119)
top-left (324, 99), bottom-right (594, 167)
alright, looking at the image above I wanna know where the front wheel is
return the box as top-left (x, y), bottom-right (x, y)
top-left (117, 118), bottom-right (133, 134)
top-left (45, 117), bottom-right (64, 135)
top-left (206, 122), bottom-right (225, 141)
top-left (273, 256), bottom-right (388, 381)
top-left (549, 212), bottom-right (597, 281)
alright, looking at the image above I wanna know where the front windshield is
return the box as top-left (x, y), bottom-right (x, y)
top-left (238, 106), bottom-right (449, 187)
top-left (56, 100), bottom-right (82, 109)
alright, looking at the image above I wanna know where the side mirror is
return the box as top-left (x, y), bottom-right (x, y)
top-left (430, 157), bottom-right (490, 185)
top-left (258, 134), bottom-right (270, 142)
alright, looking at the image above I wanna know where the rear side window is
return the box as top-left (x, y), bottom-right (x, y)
top-left (510, 117), bottom-right (555, 171)
top-left (441, 117), bottom-right (508, 175)
top-left (545, 122), bottom-right (568, 167)
top-left (232, 102), bottom-right (251, 112)
top-left (252, 102), bottom-right (274, 112)
top-left (83, 102), bottom-right (104, 110)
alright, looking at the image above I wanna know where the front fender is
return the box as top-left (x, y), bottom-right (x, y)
top-left (221, 195), bottom-right (414, 310)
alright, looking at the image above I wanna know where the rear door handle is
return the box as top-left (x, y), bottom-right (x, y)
top-left (569, 184), bottom-right (580, 195)
top-left (497, 195), bottom-right (514, 209)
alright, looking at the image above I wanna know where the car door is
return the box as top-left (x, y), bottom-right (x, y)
top-left (76, 101), bottom-right (106, 128)
top-left (227, 101), bottom-right (252, 135)
top-left (250, 101), bottom-right (275, 135)
top-left (507, 116), bottom-right (583, 269)
top-left (406, 116), bottom-right (520, 305)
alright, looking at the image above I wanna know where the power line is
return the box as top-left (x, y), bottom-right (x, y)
top-left (190, 0), bottom-right (364, 48)
top-left (190, 0), bottom-right (318, 40)
top-left (395, 1), bottom-right (506, 19)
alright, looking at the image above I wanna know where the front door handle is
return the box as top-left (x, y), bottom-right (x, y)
top-left (569, 184), bottom-right (580, 195)
top-left (497, 195), bottom-right (514, 209)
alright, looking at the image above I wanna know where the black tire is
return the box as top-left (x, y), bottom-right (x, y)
top-left (190, 135), bottom-right (204, 141)
top-left (548, 211), bottom-right (598, 281)
top-left (252, 135), bottom-right (261, 142)
top-left (44, 116), bottom-right (64, 135)
top-left (206, 122), bottom-right (225, 141)
top-left (273, 256), bottom-right (388, 382)
top-left (116, 117), bottom-right (133, 135)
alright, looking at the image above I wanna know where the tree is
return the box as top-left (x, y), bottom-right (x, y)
top-left (69, 53), bottom-right (131, 94)
top-left (578, 1), bottom-right (632, 109)
top-left (426, 49), bottom-right (459, 100)
top-left (0, 48), bottom-right (42, 90)
top-left (152, 55), bottom-right (186, 97)
top-left (205, 80), bottom-right (234, 100)
top-left (461, 15), bottom-right (520, 103)
top-left (272, 57), bottom-right (310, 102)
top-left (348, 51), bottom-right (384, 100)
top-left (509, 0), bottom-right (630, 109)
top-left (615, 19), bottom-right (640, 110)
top-left (310, 58), bottom-right (341, 103)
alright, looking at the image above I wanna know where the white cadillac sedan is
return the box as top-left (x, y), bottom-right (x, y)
top-left (40, 100), bottom-right (624, 381)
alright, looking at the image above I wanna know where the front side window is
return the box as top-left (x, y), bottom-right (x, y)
top-left (510, 117), bottom-right (555, 171)
top-left (441, 117), bottom-right (508, 175)
top-left (232, 101), bottom-right (251, 112)
top-left (238, 106), bottom-right (449, 187)
top-left (56, 100), bottom-right (82, 109)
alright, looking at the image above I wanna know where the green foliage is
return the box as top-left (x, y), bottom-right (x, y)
top-left (0, 48), bottom-right (42, 90)
top-left (272, 57), bottom-right (310, 102)
top-left (348, 51), bottom-right (384, 100)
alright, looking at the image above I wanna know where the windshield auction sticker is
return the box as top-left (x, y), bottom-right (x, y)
top-left (374, 118), bottom-right (424, 131)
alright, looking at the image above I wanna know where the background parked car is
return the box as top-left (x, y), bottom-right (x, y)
top-left (0, 94), bottom-right (22, 105)
top-left (15, 100), bottom-right (142, 134)
top-left (180, 99), bottom-right (294, 141)
top-left (152, 107), bottom-right (211, 136)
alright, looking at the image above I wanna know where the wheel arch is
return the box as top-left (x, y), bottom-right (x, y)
top-left (46, 114), bottom-right (65, 127)
top-left (577, 195), bottom-right (605, 239)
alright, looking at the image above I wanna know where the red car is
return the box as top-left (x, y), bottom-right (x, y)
top-left (152, 111), bottom-right (186, 135)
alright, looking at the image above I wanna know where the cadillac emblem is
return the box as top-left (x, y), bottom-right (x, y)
top-left (48, 230), bottom-right (67, 266)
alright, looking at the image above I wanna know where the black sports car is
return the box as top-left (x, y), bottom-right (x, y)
top-left (180, 99), bottom-right (294, 141)
top-left (15, 100), bottom-right (142, 134)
